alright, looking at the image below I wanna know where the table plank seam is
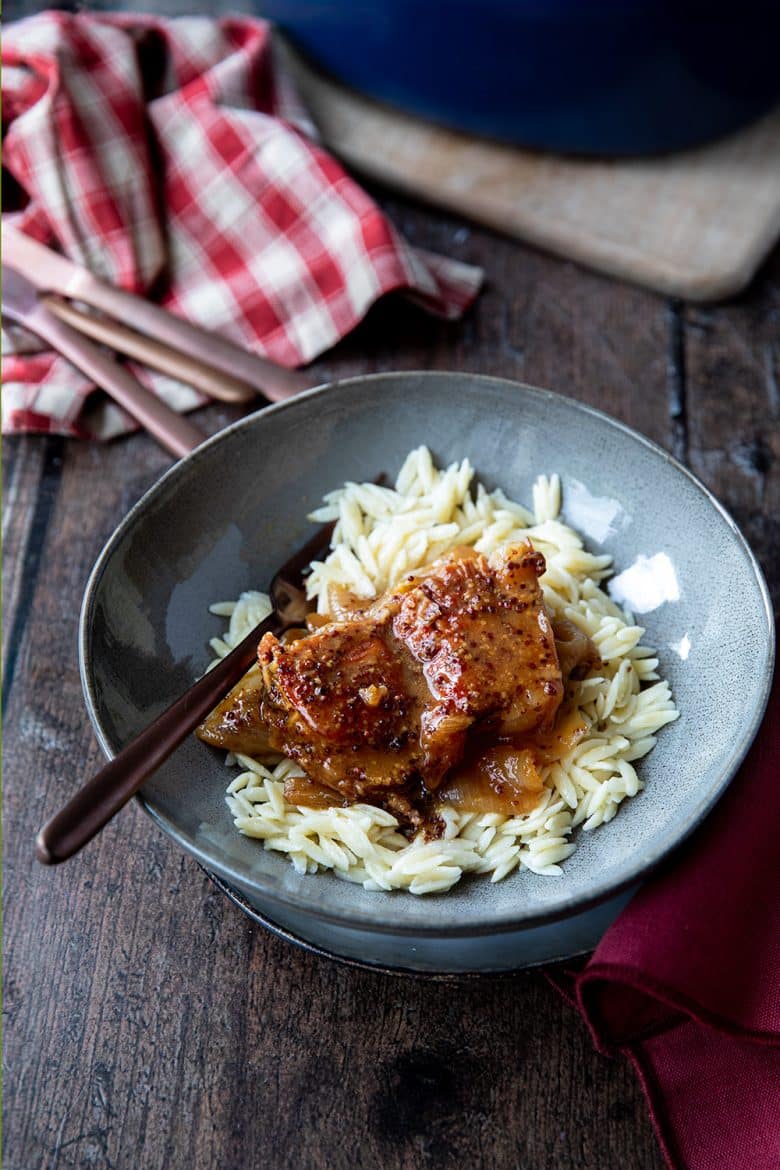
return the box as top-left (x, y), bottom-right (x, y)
top-left (2, 435), bottom-right (65, 705)
top-left (666, 300), bottom-right (689, 465)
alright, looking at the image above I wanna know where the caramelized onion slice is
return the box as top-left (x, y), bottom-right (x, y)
top-left (197, 666), bottom-right (276, 757)
top-left (553, 618), bottom-right (601, 682)
top-left (283, 772), bottom-right (344, 809)
top-left (525, 702), bottom-right (589, 764)
top-left (436, 702), bottom-right (589, 816)
top-left (438, 745), bottom-right (545, 815)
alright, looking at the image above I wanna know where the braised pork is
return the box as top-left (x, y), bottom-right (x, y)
top-left (197, 543), bottom-right (599, 826)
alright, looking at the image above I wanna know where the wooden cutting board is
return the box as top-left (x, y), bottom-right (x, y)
top-left (284, 48), bottom-right (780, 302)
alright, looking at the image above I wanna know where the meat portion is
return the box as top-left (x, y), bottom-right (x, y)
top-left (198, 542), bottom-right (567, 824)
top-left (257, 619), bottom-right (427, 808)
top-left (390, 545), bottom-right (563, 742)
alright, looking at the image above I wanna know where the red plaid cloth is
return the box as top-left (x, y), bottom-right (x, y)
top-left (2, 12), bottom-right (483, 439)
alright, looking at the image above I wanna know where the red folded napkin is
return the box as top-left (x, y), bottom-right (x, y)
top-left (1, 12), bottom-right (483, 439)
top-left (551, 671), bottom-right (780, 1170)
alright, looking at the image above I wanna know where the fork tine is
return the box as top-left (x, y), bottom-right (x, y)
top-left (275, 473), bottom-right (388, 588)
top-left (274, 520), bottom-right (336, 586)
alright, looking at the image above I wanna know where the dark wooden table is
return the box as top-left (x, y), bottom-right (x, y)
top-left (4, 186), bottom-right (779, 1170)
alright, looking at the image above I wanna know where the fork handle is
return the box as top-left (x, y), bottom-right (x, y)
top-left (36, 611), bottom-right (284, 865)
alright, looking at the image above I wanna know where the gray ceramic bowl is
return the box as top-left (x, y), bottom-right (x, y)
top-left (80, 373), bottom-right (774, 971)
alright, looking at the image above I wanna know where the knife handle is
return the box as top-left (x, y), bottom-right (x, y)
top-left (42, 295), bottom-right (257, 404)
top-left (65, 270), bottom-right (313, 403)
top-left (25, 302), bottom-right (203, 459)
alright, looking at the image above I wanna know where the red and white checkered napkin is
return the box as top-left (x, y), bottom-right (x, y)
top-left (1, 13), bottom-right (483, 440)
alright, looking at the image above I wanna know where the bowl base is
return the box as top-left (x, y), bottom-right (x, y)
top-left (207, 869), bottom-right (636, 976)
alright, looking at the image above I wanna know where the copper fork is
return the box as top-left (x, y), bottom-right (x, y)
top-left (36, 518), bottom-right (337, 864)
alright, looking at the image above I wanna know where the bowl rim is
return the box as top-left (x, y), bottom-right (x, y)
top-left (79, 371), bottom-right (776, 936)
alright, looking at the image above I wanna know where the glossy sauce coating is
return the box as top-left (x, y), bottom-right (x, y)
top-left (197, 544), bottom-right (599, 828)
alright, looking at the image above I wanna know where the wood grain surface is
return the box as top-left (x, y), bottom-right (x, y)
top-left (281, 45), bottom-right (780, 304)
top-left (3, 190), bottom-right (779, 1170)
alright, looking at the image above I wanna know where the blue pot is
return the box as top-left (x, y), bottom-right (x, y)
top-left (260, 1), bottom-right (780, 155)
